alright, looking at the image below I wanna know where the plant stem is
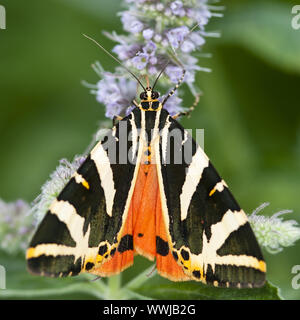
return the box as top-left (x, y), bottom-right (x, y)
top-left (106, 274), bottom-right (123, 299)
top-left (125, 264), bottom-right (156, 291)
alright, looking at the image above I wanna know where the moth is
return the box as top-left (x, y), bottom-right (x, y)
top-left (26, 36), bottom-right (266, 289)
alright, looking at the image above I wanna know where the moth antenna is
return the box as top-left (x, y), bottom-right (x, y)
top-left (83, 34), bottom-right (147, 92)
top-left (152, 60), bottom-right (169, 91)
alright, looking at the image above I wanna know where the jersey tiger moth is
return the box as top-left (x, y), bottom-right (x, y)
top-left (26, 36), bottom-right (266, 289)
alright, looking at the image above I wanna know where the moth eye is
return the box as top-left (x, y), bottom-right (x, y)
top-left (140, 92), bottom-right (147, 100)
top-left (151, 91), bottom-right (159, 99)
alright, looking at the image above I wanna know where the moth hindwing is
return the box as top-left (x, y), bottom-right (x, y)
top-left (27, 107), bottom-right (266, 288)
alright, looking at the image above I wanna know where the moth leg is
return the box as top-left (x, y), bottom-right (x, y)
top-left (162, 68), bottom-right (186, 106)
top-left (113, 100), bottom-right (139, 126)
top-left (132, 99), bottom-right (139, 108)
top-left (113, 115), bottom-right (123, 126)
top-left (172, 93), bottom-right (200, 119)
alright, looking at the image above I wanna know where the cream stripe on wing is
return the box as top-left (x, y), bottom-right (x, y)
top-left (215, 254), bottom-right (266, 272)
top-left (206, 209), bottom-right (248, 253)
top-left (187, 209), bottom-right (266, 276)
top-left (50, 200), bottom-right (86, 244)
top-left (27, 243), bottom-right (98, 261)
top-left (160, 115), bottom-right (172, 165)
top-left (154, 109), bottom-right (162, 139)
top-left (129, 112), bottom-right (138, 163)
top-left (90, 141), bottom-right (116, 217)
top-left (49, 200), bottom-right (92, 260)
top-left (214, 180), bottom-right (228, 192)
top-left (180, 147), bottom-right (209, 220)
top-left (199, 209), bottom-right (248, 272)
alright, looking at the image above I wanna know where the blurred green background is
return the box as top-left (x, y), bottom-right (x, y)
top-left (0, 0), bottom-right (299, 299)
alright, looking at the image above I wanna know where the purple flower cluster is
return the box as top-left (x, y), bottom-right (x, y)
top-left (92, 0), bottom-right (218, 118)
top-left (114, 0), bottom-right (211, 85)
top-left (96, 74), bottom-right (137, 118)
top-left (30, 155), bottom-right (86, 225)
top-left (0, 199), bottom-right (34, 253)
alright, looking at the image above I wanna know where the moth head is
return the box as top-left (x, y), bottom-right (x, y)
top-left (139, 88), bottom-right (159, 101)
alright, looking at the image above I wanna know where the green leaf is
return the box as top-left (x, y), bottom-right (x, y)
top-left (128, 275), bottom-right (282, 300)
top-left (0, 250), bottom-right (107, 299)
top-left (0, 251), bottom-right (282, 300)
top-left (214, 1), bottom-right (300, 74)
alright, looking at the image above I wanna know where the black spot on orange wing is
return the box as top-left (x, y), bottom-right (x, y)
top-left (156, 236), bottom-right (169, 256)
top-left (118, 234), bottom-right (133, 253)
top-left (172, 251), bottom-right (179, 261)
top-left (154, 182), bottom-right (190, 281)
top-left (90, 233), bottom-right (134, 277)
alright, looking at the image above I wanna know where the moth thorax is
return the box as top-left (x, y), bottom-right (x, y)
top-left (141, 101), bottom-right (160, 111)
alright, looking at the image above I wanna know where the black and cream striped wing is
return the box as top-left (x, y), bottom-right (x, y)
top-left (155, 110), bottom-right (266, 288)
top-left (27, 111), bottom-right (142, 277)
